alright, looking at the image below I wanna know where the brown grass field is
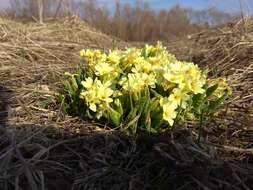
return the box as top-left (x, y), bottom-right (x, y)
top-left (0, 16), bottom-right (253, 190)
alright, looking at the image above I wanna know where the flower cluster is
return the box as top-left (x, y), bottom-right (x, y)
top-left (80, 77), bottom-right (113, 118)
top-left (63, 42), bottom-right (231, 134)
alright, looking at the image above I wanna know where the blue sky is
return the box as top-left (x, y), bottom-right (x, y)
top-left (0, 0), bottom-right (252, 14)
top-left (99, 0), bottom-right (216, 10)
top-left (98, 0), bottom-right (252, 14)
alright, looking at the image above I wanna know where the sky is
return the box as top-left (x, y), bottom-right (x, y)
top-left (98, 0), bottom-right (253, 14)
top-left (0, 0), bottom-right (252, 15)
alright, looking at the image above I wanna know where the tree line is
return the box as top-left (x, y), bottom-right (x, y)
top-left (2, 0), bottom-right (237, 41)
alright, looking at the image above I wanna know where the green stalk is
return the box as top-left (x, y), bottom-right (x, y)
top-left (197, 111), bottom-right (204, 144)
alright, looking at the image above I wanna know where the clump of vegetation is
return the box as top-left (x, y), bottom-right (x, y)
top-left (61, 42), bottom-right (231, 135)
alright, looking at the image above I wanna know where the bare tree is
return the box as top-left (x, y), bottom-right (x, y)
top-left (54, 0), bottom-right (64, 19)
top-left (37, 0), bottom-right (43, 23)
top-left (6, 0), bottom-right (236, 42)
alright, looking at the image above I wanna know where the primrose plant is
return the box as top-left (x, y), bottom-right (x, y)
top-left (61, 42), bottom-right (231, 135)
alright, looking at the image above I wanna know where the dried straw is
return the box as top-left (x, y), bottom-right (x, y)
top-left (0, 17), bottom-right (253, 190)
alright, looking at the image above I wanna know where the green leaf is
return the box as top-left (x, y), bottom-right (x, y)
top-left (129, 93), bottom-right (134, 111)
top-left (108, 109), bottom-right (122, 127)
top-left (192, 93), bottom-right (203, 107)
top-left (114, 99), bottom-right (123, 116)
top-left (139, 91), bottom-right (150, 116)
top-left (148, 127), bottom-right (158, 133)
top-left (144, 112), bottom-right (152, 132)
top-left (207, 91), bottom-right (229, 113)
top-left (125, 107), bottom-right (138, 123)
top-left (150, 88), bottom-right (162, 98)
top-left (206, 84), bottom-right (218, 97)
top-left (149, 98), bottom-right (160, 114)
top-left (71, 76), bottom-right (78, 91)
top-left (150, 111), bottom-right (164, 130)
top-left (64, 81), bottom-right (74, 99)
top-left (192, 93), bottom-right (204, 115)
top-left (58, 94), bottom-right (67, 113)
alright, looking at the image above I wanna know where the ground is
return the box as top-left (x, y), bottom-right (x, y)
top-left (0, 17), bottom-right (253, 190)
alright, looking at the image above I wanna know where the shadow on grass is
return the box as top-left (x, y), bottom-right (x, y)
top-left (1, 123), bottom-right (253, 190)
top-left (0, 83), bottom-right (252, 189)
top-left (0, 85), bottom-right (13, 126)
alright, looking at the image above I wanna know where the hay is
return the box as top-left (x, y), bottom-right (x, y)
top-left (0, 17), bottom-right (253, 189)
top-left (186, 20), bottom-right (253, 150)
top-left (167, 19), bottom-right (253, 127)
top-left (0, 16), bottom-right (127, 128)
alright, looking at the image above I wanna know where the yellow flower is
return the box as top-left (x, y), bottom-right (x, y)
top-left (121, 72), bottom-right (156, 92)
top-left (169, 61), bottom-right (184, 72)
top-left (208, 78), bottom-right (232, 97)
top-left (97, 81), bottom-right (114, 103)
top-left (182, 63), bottom-right (206, 94)
top-left (131, 57), bottom-right (152, 73)
top-left (76, 43), bottom-right (231, 129)
top-left (80, 49), bottom-right (86, 57)
top-left (95, 62), bottom-right (114, 76)
top-left (148, 52), bottom-right (175, 68)
top-left (80, 49), bottom-right (106, 65)
top-left (160, 98), bottom-right (178, 126)
top-left (186, 80), bottom-right (205, 94)
top-left (80, 78), bottom-right (113, 113)
top-left (145, 43), bottom-right (176, 69)
top-left (81, 77), bottom-right (93, 89)
top-left (163, 62), bottom-right (185, 86)
top-left (107, 50), bottom-right (121, 65)
top-left (168, 88), bottom-right (190, 109)
top-left (162, 61), bottom-right (206, 94)
top-left (163, 72), bottom-right (185, 86)
top-left (161, 80), bottom-right (176, 91)
top-left (121, 48), bottom-right (141, 69)
top-left (144, 41), bottom-right (165, 56)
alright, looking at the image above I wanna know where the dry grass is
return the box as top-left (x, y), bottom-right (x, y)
top-left (165, 19), bottom-right (253, 151)
top-left (0, 16), bottom-right (127, 128)
top-left (185, 19), bottom-right (253, 130)
top-left (0, 17), bottom-right (253, 190)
